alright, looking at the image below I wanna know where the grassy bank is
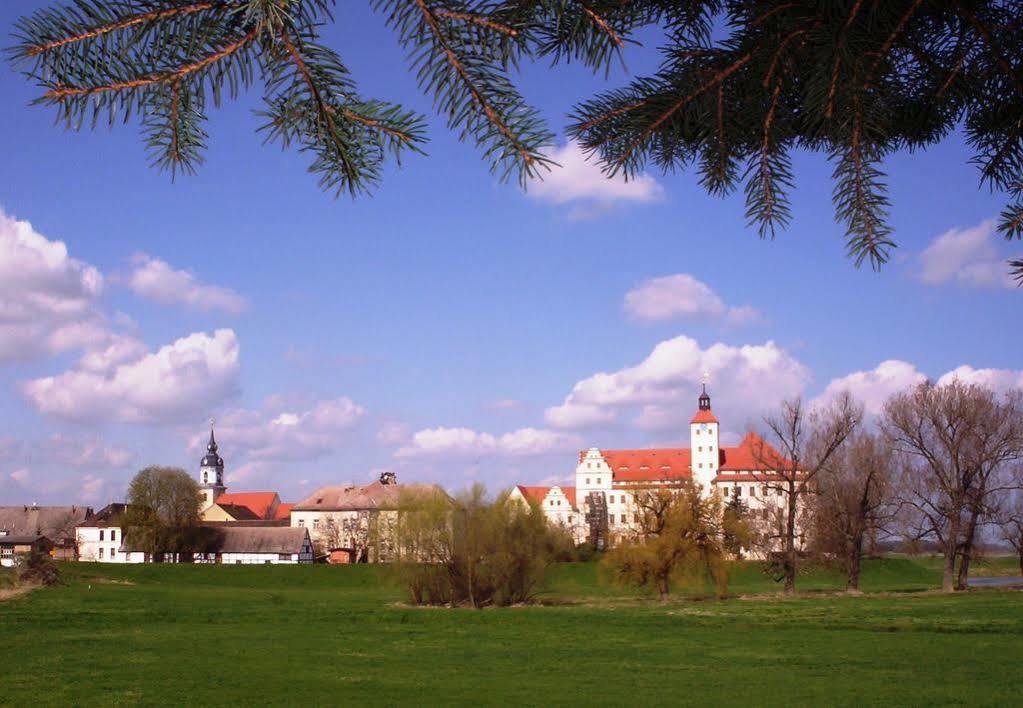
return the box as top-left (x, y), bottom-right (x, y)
top-left (1, 559), bottom-right (1020, 706)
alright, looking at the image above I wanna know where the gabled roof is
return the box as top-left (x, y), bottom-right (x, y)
top-left (214, 503), bottom-right (261, 521)
top-left (598, 448), bottom-right (694, 481)
top-left (293, 481), bottom-right (443, 512)
top-left (77, 503), bottom-right (129, 528)
top-left (717, 432), bottom-right (791, 471)
top-left (273, 503), bottom-right (294, 520)
top-left (515, 485), bottom-right (578, 510)
top-left (0, 505), bottom-right (92, 541)
top-left (211, 526), bottom-right (309, 554)
top-left (215, 492), bottom-right (279, 519)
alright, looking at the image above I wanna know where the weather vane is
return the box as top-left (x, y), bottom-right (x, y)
top-left (701, 371), bottom-right (709, 392)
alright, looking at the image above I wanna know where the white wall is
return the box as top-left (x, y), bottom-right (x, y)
top-left (76, 526), bottom-right (144, 563)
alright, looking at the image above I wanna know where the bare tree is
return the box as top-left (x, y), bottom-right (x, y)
top-left (813, 431), bottom-right (896, 591)
top-left (884, 381), bottom-right (1023, 592)
top-left (753, 393), bottom-right (863, 595)
top-left (995, 488), bottom-right (1023, 577)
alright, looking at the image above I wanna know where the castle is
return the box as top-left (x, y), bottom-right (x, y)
top-left (513, 386), bottom-right (795, 546)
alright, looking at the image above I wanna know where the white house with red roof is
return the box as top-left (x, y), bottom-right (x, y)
top-left (512, 386), bottom-right (796, 546)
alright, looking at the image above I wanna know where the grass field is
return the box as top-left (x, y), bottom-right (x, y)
top-left (1, 558), bottom-right (1021, 706)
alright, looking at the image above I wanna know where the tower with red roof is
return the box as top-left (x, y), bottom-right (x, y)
top-left (689, 383), bottom-right (720, 490)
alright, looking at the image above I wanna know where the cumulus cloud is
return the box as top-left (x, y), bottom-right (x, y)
top-left (395, 426), bottom-right (581, 458)
top-left (42, 435), bottom-right (135, 471)
top-left (545, 336), bottom-right (810, 431)
top-left (623, 274), bottom-right (764, 326)
top-left (129, 253), bottom-right (247, 314)
top-left (0, 207), bottom-right (107, 364)
top-left (937, 365), bottom-right (1023, 393)
top-left (812, 360), bottom-right (927, 416)
top-left (917, 219), bottom-right (1014, 289)
top-left (198, 396), bottom-right (365, 463)
top-left (376, 422), bottom-right (409, 445)
top-left (23, 329), bottom-right (240, 423)
top-left (527, 141), bottom-right (664, 219)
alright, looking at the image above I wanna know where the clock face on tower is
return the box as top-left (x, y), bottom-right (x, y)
top-left (700, 423), bottom-right (707, 430)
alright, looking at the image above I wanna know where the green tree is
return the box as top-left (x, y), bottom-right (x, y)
top-left (603, 485), bottom-right (738, 601)
top-left (10, 1), bottom-right (1023, 280)
top-left (123, 465), bottom-right (204, 562)
top-left (396, 484), bottom-right (572, 607)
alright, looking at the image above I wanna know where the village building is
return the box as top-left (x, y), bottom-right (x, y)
top-left (76, 503), bottom-right (147, 563)
top-left (0, 504), bottom-right (92, 560)
top-left (192, 526), bottom-right (314, 565)
top-left (292, 472), bottom-right (443, 562)
top-left (512, 386), bottom-right (797, 548)
top-left (0, 533), bottom-right (53, 568)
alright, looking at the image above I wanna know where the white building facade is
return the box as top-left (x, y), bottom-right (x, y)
top-left (515, 388), bottom-right (798, 549)
top-left (76, 504), bottom-right (147, 563)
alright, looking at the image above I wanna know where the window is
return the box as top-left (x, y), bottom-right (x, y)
top-left (698, 463), bottom-right (703, 469)
top-left (698, 446), bottom-right (703, 452)
top-left (620, 514), bottom-right (626, 524)
top-left (608, 495), bottom-right (614, 504)
top-left (634, 513), bottom-right (639, 523)
top-left (586, 478), bottom-right (591, 485)
top-left (735, 487), bottom-right (742, 497)
top-left (203, 471), bottom-right (208, 484)
top-left (568, 516), bottom-right (574, 524)
top-left (750, 487), bottom-right (757, 497)
top-left (110, 530), bottom-right (117, 542)
top-left (298, 519), bottom-right (305, 527)
top-left (696, 429), bottom-right (701, 435)
top-left (761, 508), bottom-right (769, 520)
top-left (776, 488), bottom-right (783, 497)
top-left (279, 553), bottom-right (291, 561)
top-left (99, 530), bottom-right (105, 541)
top-left (596, 477), bottom-right (601, 485)
top-left (723, 487), bottom-right (730, 497)
top-left (98, 548), bottom-right (104, 559)
top-left (111, 547), bottom-right (117, 558)
top-left (709, 445), bottom-right (714, 452)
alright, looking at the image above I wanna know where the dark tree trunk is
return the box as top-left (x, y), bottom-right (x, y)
top-left (1018, 548), bottom-right (1023, 577)
top-left (956, 504), bottom-right (982, 591)
top-left (846, 532), bottom-right (864, 592)
top-left (657, 575), bottom-right (670, 602)
top-left (783, 483), bottom-right (798, 595)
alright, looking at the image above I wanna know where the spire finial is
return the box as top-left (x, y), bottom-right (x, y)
top-left (207, 418), bottom-right (217, 451)
top-left (701, 371), bottom-right (709, 394)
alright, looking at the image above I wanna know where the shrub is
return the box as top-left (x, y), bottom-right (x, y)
top-left (396, 484), bottom-right (573, 607)
top-left (18, 549), bottom-right (62, 587)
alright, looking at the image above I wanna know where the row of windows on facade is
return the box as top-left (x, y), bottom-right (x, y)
top-left (98, 529), bottom-right (118, 542)
top-left (722, 485), bottom-right (783, 498)
top-left (97, 547), bottom-right (119, 559)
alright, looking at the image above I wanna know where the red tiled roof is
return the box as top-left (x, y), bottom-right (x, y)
top-left (273, 503), bottom-right (294, 520)
top-left (515, 485), bottom-right (577, 510)
top-left (717, 432), bottom-right (791, 471)
top-left (558, 486), bottom-right (577, 509)
top-left (599, 448), bottom-right (693, 481)
top-left (216, 492), bottom-right (279, 519)
top-left (515, 485), bottom-right (550, 505)
top-left (690, 408), bottom-right (720, 424)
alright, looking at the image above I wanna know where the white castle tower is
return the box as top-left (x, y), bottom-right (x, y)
top-left (198, 422), bottom-right (226, 510)
top-left (689, 380), bottom-right (720, 490)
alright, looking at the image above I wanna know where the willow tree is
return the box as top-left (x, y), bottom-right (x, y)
top-left (10, 1), bottom-right (1023, 279)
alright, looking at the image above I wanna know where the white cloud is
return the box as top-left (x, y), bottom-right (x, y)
top-left (23, 329), bottom-right (240, 423)
top-left (623, 274), bottom-right (764, 326)
top-left (9, 468), bottom-right (29, 484)
top-left (545, 336), bottom-right (810, 431)
top-left (937, 365), bottom-right (1023, 393)
top-left (80, 474), bottom-right (105, 503)
top-left (917, 219), bottom-right (1014, 289)
top-left (395, 426), bottom-right (581, 459)
top-left (812, 360), bottom-right (927, 416)
top-left (128, 253), bottom-right (247, 314)
top-left (0, 207), bottom-right (107, 364)
top-left (198, 396), bottom-right (365, 462)
top-left (527, 141), bottom-right (664, 219)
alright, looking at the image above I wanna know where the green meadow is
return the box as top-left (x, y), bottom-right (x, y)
top-left (1, 558), bottom-right (1021, 706)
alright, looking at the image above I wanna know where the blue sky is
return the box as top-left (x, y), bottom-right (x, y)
top-left (1, 2), bottom-right (1019, 506)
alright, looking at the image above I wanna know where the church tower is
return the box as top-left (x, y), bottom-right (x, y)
top-left (198, 423), bottom-right (226, 510)
top-left (689, 382), bottom-right (720, 491)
